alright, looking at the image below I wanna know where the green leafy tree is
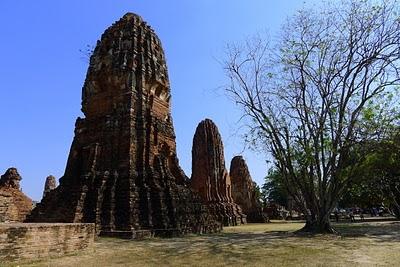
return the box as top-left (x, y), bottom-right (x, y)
top-left (262, 169), bottom-right (288, 208)
top-left (341, 132), bottom-right (400, 217)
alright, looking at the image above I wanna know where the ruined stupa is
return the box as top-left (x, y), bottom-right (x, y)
top-left (27, 13), bottom-right (220, 236)
top-left (191, 119), bottom-right (246, 226)
top-left (42, 175), bottom-right (57, 199)
top-left (230, 156), bottom-right (268, 223)
top-left (0, 168), bottom-right (33, 222)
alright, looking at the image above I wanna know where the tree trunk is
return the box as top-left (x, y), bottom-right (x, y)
top-left (297, 212), bottom-right (337, 234)
top-left (392, 204), bottom-right (400, 219)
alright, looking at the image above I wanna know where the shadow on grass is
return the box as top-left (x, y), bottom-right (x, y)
top-left (334, 221), bottom-right (400, 242)
top-left (92, 221), bottom-right (400, 266)
top-left (5, 221), bottom-right (400, 267)
top-left (95, 231), bottom-right (298, 264)
top-left (148, 231), bottom-right (293, 263)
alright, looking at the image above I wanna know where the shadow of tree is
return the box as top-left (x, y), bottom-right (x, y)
top-left (116, 230), bottom-right (311, 264)
top-left (6, 221), bottom-right (400, 267)
top-left (93, 221), bottom-right (400, 266)
top-left (335, 221), bottom-right (400, 242)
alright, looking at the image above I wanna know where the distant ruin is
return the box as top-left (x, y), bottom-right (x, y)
top-left (0, 168), bottom-right (33, 222)
top-left (42, 175), bottom-right (57, 199)
top-left (230, 156), bottom-right (268, 223)
top-left (27, 13), bottom-right (220, 236)
top-left (191, 119), bottom-right (246, 226)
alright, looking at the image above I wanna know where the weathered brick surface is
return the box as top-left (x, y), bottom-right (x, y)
top-left (0, 223), bottom-right (94, 262)
top-left (230, 156), bottom-right (268, 223)
top-left (42, 175), bottom-right (57, 199)
top-left (191, 119), bottom-right (247, 226)
top-left (27, 12), bottom-right (221, 236)
top-left (0, 168), bottom-right (33, 223)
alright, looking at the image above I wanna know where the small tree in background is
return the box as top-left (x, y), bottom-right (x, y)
top-left (223, 0), bottom-right (400, 233)
top-left (262, 169), bottom-right (288, 208)
top-left (341, 131), bottom-right (400, 218)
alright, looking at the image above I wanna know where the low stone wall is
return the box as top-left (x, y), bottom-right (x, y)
top-left (0, 223), bottom-right (95, 262)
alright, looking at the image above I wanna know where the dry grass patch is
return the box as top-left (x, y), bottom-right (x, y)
top-left (6, 220), bottom-right (400, 267)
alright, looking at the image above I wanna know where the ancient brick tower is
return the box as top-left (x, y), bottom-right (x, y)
top-left (42, 175), bottom-right (57, 199)
top-left (28, 13), bottom-right (220, 236)
top-left (191, 119), bottom-right (246, 226)
top-left (230, 156), bottom-right (268, 223)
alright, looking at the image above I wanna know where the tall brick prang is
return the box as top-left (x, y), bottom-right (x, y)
top-left (191, 119), bottom-right (246, 226)
top-left (42, 175), bottom-right (57, 199)
top-left (230, 156), bottom-right (268, 223)
top-left (27, 13), bottom-right (220, 236)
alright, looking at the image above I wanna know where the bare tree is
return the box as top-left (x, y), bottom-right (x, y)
top-left (223, 0), bottom-right (400, 233)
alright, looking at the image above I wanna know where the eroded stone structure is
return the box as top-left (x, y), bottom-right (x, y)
top-left (191, 119), bottom-right (246, 226)
top-left (0, 168), bottom-right (33, 222)
top-left (0, 168), bottom-right (21, 189)
top-left (42, 175), bottom-right (57, 199)
top-left (27, 13), bottom-right (220, 236)
top-left (230, 156), bottom-right (268, 223)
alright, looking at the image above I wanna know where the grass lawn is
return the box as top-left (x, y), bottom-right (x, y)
top-left (6, 220), bottom-right (400, 267)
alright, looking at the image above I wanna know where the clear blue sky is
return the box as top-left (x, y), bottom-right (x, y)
top-left (0, 0), bottom-right (318, 201)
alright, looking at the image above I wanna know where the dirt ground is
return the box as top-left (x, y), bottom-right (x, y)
top-left (5, 220), bottom-right (400, 267)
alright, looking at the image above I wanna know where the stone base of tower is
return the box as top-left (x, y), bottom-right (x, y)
top-left (27, 171), bottom-right (223, 236)
top-left (206, 202), bottom-right (247, 226)
top-left (100, 229), bottom-right (153, 239)
top-left (99, 223), bottom-right (222, 239)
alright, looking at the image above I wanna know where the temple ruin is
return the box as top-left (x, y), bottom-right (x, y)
top-left (42, 175), bottom-right (57, 199)
top-left (27, 13), bottom-right (220, 236)
top-left (0, 168), bottom-right (33, 222)
top-left (191, 119), bottom-right (246, 226)
top-left (230, 156), bottom-right (268, 223)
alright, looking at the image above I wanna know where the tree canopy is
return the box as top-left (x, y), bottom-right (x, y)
top-left (223, 0), bottom-right (400, 233)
